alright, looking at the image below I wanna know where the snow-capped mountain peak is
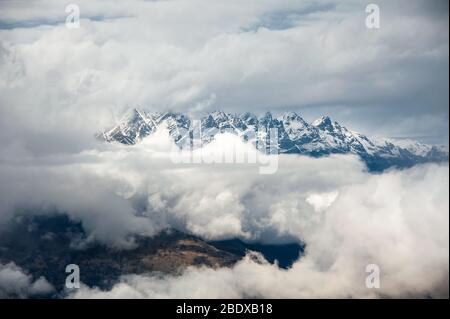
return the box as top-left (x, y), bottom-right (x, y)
top-left (99, 109), bottom-right (448, 171)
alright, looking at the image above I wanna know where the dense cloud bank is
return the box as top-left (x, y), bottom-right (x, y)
top-left (69, 154), bottom-right (449, 299)
top-left (0, 132), bottom-right (370, 246)
top-left (0, 131), bottom-right (448, 298)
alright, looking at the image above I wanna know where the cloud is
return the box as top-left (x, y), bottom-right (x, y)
top-left (0, 130), bottom-right (448, 298)
top-left (70, 163), bottom-right (448, 298)
top-left (0, 131), bottom-right (368, 246)
top-left (0, 262), bottom-right (54, 298)
top-left (305, 191), bottom-right (339, 213)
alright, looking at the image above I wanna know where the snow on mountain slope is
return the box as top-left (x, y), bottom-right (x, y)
top-left (98, 109), bottom-right (448, 171)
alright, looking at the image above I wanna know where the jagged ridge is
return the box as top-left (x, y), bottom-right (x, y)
top-left (98, 109), bottom-right (448, 171)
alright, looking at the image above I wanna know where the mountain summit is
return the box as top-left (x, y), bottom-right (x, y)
top-left (99, 109), bottom-right (448, 171)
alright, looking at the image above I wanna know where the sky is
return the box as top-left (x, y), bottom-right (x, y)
top-left (0, 0), bottom-right (448, 151)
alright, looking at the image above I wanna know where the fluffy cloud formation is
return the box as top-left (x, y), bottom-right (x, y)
top-left (69, 161), bottom-right (449, 298)
top-left (0, 262), bottom-right (54, 298)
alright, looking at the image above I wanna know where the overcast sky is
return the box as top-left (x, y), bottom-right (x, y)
top-left (0, 0), bottom-right (448, 152)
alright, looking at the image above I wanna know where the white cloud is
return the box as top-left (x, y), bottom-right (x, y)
top-left (306, 191), bottom-right (339, 212)
top-left (70, 163), bottom-right (448, 298)
top-left (0, 133), bottom-right (367, 245)
top-left (0, 132), bottom-right (448, 298)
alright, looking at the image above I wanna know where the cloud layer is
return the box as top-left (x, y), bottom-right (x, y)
top-left (0, 130), bottom-right (448, 298)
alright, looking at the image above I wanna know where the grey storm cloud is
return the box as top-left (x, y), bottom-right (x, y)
top-left (0, 132), bottom-right (448, 299)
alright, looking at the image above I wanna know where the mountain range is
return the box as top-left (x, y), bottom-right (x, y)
top-left (98, 109), bottom-right (448, 171)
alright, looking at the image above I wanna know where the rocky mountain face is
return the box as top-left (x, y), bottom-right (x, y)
top-left (0, 215), bottom-right (302, 297)
top-left (99, 109), bottom-right (448, 171)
